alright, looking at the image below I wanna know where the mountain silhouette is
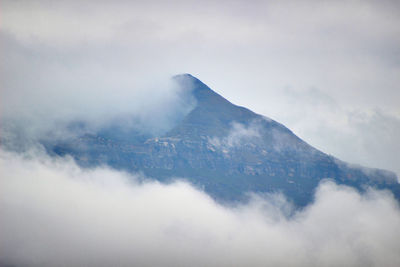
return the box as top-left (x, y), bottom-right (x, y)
top-left (49, 74), bottom-right (399, 206)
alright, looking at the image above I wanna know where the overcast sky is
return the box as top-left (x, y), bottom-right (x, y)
top-left (1, 2), bottom-right (400, 266)
top-left (1, 0), bottom-right (399, 175)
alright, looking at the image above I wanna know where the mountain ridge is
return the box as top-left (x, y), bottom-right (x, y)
top-left (48, 74), bottom-right (399, 206)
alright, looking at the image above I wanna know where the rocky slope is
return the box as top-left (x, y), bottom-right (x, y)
top-left (49, 74), bottom-right (399, 206)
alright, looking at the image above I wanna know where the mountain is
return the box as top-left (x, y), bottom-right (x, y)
top-left (48, 74), bottom-right (399, 206)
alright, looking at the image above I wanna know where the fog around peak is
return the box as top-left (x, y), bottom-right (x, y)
top-left (1, 0), bottom-right (399, 174)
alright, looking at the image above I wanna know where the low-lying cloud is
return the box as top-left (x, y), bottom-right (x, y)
top-left (1, 148), bottom-right (399, 267)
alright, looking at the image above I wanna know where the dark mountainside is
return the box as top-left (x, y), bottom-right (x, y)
top-left (48, 74), bottom-right (399, 206)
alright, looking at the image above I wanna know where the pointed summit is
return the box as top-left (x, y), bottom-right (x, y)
top-left (173, 73), bottom-right (206, 88)
top-left (173, 73), bottom-right (229, 105)
top-left (168, 74), bottom-right (261, 138)
top-left (47, 74), bottom-right (399, 207)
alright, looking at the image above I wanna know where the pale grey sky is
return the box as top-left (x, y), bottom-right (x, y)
top-left (1, 2), bottom-right (400, 266)
top-left (1, 0), bottom-right (399, 175)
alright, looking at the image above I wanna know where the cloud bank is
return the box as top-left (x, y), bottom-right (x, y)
top-left (1, 149), bottom-right (399, 267)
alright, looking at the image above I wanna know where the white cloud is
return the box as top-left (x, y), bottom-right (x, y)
top-left (208, 120), bottom-right (262, 150)
top-left (260, 87), bottom-right (400, 176)
top-left (1, 149), bottom-right (399, 267)
top-left (1, 2), bottom-right (399, 266)
top-left (0, 31), bottom-right (198, 144)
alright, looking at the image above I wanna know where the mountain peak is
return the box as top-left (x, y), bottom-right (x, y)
top-left (173, 73), bottom-right (236, 107)
top-left (173, 73), bottom-right (215, 98)
top-left (173, 73), bottom-right (197, 80)
top-left (167, 74), bottom-right (263, 138)
top-left (47, 73), bottom-right (400, 206)
top-left (172, 73), bottom-right (204, 90)
top-left (172, 73), bottom-right (200, 83)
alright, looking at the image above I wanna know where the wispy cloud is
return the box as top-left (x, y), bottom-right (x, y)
top-left (208, 120), bottom-right (262, 151)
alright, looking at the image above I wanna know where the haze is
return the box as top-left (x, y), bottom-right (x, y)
top-left (1, 1), bottom-right (400, 266)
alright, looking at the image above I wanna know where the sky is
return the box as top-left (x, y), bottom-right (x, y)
top-left (1, 1), bottom-right (400, 266)
top-left (1, 0), bottom-right (399, 175)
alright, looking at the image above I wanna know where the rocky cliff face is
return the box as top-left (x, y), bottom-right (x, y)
top-left (49, 74), bottom-right (399, 206)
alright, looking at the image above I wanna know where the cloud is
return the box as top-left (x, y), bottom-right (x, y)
top-left (1, 0), bottom-right (399, 176)
top-left (1, 148), bottom-right (400, 267)
top-left (0, 32), bottom-right (198, 147)
top-left (1, 2), bottom-right (400, 264)
top-left (208, 120), bottom-right (263, 150)
top-left (263, 87), bottom-right (400, 176)
top-left (1, 0), bottom-right (399, 175)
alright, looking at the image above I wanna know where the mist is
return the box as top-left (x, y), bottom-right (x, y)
top-left (1, 0), bottom-right (399, 174)
top-left (0, 32), bottom-right (198, 149)
top-left (0, 149), bottom-right (399, 267)
top-left (208, 119), bottom-right (263, 150)
top-left (1, 1), bottom-right (400, 266)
